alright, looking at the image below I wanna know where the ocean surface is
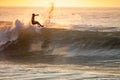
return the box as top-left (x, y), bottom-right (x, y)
top-left (0, 7), bottom-right (120, 80)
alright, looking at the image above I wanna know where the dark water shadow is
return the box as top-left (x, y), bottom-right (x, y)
top-left (40, 28), bottom-right (51, 49)
top-left (1, 48), bottom-right (119, 67)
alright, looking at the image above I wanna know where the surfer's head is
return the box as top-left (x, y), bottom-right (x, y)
top-left (32, 13), bottom-right (35, 16)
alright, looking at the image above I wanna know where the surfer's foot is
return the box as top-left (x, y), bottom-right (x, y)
top-left (41, 25), bottom-right (44, 27)
top-left (39, 25), bottom-right (44, 27)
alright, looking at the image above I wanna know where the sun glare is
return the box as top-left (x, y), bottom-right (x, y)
top-left (0, 0), bottom-right (120, 7)
top-left (49, 0), bottom-right (81, 7)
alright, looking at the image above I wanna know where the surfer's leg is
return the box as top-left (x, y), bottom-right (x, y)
top-left (34, 21), bottom-right (44, 27)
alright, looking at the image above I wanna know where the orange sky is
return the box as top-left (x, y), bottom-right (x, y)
top-left (0, 0), bottom-right (120, 7)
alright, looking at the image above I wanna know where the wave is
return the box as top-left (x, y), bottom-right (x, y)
top-left (1, 20), bottom-right (120, 52)
top-left (0, 20), bottom-right (120, 67)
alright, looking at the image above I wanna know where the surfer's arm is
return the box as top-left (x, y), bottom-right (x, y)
top-left (35, 14), bottom-right (39, 16)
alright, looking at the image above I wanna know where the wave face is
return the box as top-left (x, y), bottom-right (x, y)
top-left (1, 20), bottom-right (120, 53)
top-left (2, 24), bottom-right (120, 51)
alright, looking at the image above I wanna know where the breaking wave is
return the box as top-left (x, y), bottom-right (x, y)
top-left (1, 20), bottom-right (120, 52)
top-left (0, 20), bottom-right (120, 71)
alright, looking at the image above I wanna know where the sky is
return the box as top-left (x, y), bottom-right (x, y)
top-left (0, 0), bottom-right (120, 7)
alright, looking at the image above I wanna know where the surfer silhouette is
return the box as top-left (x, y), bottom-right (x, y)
top-left (31, 13), bottom-right (44, 27)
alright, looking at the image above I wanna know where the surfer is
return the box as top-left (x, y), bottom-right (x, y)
top-left (31, 13), bottom-right (44, 27)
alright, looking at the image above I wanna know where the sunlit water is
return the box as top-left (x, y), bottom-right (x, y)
top-left (0, 7), bottom-right (120, 79)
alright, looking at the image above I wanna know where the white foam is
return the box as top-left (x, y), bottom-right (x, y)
top-left (0, 63), bottom-right (119, 80)
top-left (0, 19), bottom-right (24, 49)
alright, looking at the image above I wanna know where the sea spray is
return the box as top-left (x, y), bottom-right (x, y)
top-left (44, 2), bottom-right (55, 25)
top-left (0, 20), bottom-right (24, 51)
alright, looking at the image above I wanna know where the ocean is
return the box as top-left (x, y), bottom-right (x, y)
top-left (0, 7), bottom-right (120, 80)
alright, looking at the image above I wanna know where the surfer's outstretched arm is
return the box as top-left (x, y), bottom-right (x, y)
top-left (35, 14), bottom-right (39, 16)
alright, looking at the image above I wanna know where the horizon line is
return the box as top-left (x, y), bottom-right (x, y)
top-left (0, 6), bottom-right (120, 8)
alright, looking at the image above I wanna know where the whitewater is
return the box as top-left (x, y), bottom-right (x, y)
top-left (0, 7), bottom-right (120, 80)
